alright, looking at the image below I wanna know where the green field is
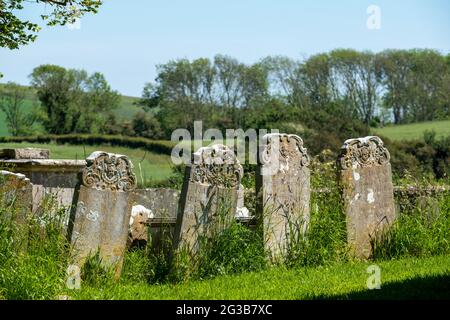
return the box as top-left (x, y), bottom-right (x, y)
top-left (0, 84), bottom-right (142, 136)
top-left (70, 255), bottom-right (450, 299)
top-left (0, 142), bottom-right (173, 185)
top-left (372, 120), bottom-right (450, 141)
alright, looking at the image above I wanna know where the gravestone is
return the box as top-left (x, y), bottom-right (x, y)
top-left (0, 156), bottom-right (85, 230)
top-left (68, 151), bottom-right (136, 278)
top-left (173, 144), bottom-right (243, 257)
top-left (0, 170), bottom-right (32, 224)
top-left (0, 148), bottom-right (49, 160)
top-left (256, 133), bottom-right (310, 260)
top-left (338, 136), bottom-right (396, 259)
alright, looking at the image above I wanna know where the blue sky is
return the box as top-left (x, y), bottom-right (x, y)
top-left (1, 0), bottom-right (449, 96)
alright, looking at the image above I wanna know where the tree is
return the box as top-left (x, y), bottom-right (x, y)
top-left (0, 0), bottom-right (102, 50)
top-left (0, 82), bottom-right (37, 136)
top-left (30, 64), bottom-right (119, 134)
top-left (261, 56), bottom-right (305, 107)
top-left (214, 55), bottom-right (244, 109)
top-left (378, 50), bottom-right (413, 124)
top-left (131, 111), bottom-right (163, 139)
top-left (329, 49), bottom-right (381, 125)
top-left (378, 49), bottom-right (449, 124)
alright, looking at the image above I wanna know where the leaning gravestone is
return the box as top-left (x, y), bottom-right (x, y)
top-left (338, 136), bottom-right (396, 259)
top-left (68, 151), bottom-right (136, 278)
top-left (173, 144), bottom-right (243, 258)
top-left (256, 133), bottom-right (310, 260)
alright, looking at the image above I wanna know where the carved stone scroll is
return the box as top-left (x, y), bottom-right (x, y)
top-left (256, 133), bottom-right (310, 261)
top-left (82, 151), bottom-right (136, 191)
top-left (338, 136), bottom-right (396, 259)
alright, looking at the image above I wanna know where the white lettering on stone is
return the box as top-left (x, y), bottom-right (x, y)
top-left (367, 189), bottom-right (375, 203)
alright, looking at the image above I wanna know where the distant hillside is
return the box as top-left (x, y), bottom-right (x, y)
top-left (372, 120), bottom-right (450, 141)
top-left (0, 83), bottom-right (143, 136)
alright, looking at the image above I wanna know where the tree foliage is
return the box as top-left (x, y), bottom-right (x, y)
top-left (30, 64), bottom-right (119, 134)
top-left (0, 0), bottom-right (102, 50)
top-left (0, 82), bottom-right (37, 136)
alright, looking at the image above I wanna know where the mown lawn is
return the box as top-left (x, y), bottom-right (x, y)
top-left (70, 255), bottom-right (450, 300)
top-left (0, 142), bottom-right (173, 184)
top-left (372, 120), bottom-right (450, 141)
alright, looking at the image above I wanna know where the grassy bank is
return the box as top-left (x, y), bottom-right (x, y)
top-left (372, 120), bottom-right (450, 141)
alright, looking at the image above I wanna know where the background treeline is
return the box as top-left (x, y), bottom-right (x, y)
top-left (0, 49), bottom-right (449, 179)
top-left (137, 49), bottom-right (449, 139)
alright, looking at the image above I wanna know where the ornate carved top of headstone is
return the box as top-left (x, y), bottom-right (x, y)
top-left (190, 144), bottom-right (243, 188)
top-left (82, 151), bottom-right (136, 192)
top-left (260, 133), bottom-right (310, 173)
top-left (338, 136), bottom-right (390, 170)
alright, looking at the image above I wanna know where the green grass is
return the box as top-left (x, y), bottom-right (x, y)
top-left (0, 142), bottom-right (173, 185)
top-left (372, 120), bottom-right (450, 141)
top-left (0, 83), bottom-right (142, 136)
top-left (69, 255), bottom-right (450, 299)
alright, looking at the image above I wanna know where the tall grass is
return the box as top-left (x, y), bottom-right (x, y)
top-left (0, 178), bottom-right (68, 299)
top-left (374, 192), bottom-right (450, 259)
top-left (0, 154), bottom-right (449, 298)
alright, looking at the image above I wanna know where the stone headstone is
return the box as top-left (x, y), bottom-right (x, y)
top-left (256, 133), bottom-right (310, 260)
top-left (338, 136), bottom-right (396, 259)
top-left (69, 151), bottom-right (136, 278)
top-left (0, 158), bottom-right (85, 230)
top-left (0, 170), bottom-right (32, 224)
top-left (173, 144), bottom-right (243, 256)
top-left (0, 148), bottom-right (50, 159)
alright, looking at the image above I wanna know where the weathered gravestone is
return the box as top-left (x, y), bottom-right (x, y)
top-left (0, 148), bottom-right (49, 160)
top-left (68, 151), bottom-right (136, 278)
top-left (256, 133), bottom-right (310, 260)
top-left (173, 144), bottom-right (243, 257)
top-left (338, 136), bottom-right (396, 259)
top-left (0, 170), bottom-right (32, 225)
top-left (0, 148), bottom-right (85, 229)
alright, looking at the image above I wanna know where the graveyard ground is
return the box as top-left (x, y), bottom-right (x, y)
top-left (69, 255), bottom-right (450, 300)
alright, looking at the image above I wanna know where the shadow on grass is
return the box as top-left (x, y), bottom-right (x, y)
top-left (316, 274), bottom-right (450, 300)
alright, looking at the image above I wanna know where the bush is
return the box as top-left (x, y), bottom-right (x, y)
top-left (131, 111), bottom-right (164, 140)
